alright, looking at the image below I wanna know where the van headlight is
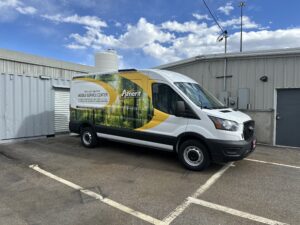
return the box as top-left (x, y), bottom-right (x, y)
top-left (209, 116), bottom-right (239, 131)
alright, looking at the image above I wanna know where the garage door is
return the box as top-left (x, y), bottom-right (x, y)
top-left (276, 89), bottom-right (300, 147)
top-left (54, 90), bottom-right (70, 133)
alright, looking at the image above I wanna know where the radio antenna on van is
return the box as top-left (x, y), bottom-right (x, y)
top-left (202, 0), bottom-right (228, 53)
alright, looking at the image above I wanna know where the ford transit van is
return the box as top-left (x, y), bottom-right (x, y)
top-left (69, 69), bottom-right (256, 170)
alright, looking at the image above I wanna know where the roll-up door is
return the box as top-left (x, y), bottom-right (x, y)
top-left (54, 89), bottom-right (70, 133)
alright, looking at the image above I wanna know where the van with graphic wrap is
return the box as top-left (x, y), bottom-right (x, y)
top-left (69, 69), bottom-right (256, 170)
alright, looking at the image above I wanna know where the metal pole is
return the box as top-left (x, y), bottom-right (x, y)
top-left (224, 32), bottom-right (227, 54)
top-left (223, 58), bottom-right (227, 91)
top-left (223, 31), bottom-right (228, 91)
top-left (239, 2), bottom-right (245, 52)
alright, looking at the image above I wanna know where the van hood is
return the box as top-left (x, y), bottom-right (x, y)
top-left (203, 108), bottom-right (251, 124)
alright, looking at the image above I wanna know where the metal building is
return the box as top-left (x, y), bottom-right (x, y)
top-left (0, 49), bottom-right (93, 141)
top-left (157, 48), bottom-right (300, 147)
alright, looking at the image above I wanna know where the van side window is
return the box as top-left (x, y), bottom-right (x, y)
top-left (152, 83), bottom-right (183, 115)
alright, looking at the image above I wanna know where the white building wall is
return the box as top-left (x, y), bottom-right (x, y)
top-left (157, 49), bottom-right (300, 145)
top-left (160, 54), bottom-right (300, 110)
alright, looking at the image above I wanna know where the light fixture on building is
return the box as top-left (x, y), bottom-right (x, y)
top-left (260, 75), bottom-right (268, 82)
top-left (39, 75), bottom-right (51, 80)
top-left (195, 56), bottom-right (204, 60)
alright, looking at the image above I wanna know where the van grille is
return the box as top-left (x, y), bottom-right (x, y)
top-left (243, 120), bottom-right (255, 140)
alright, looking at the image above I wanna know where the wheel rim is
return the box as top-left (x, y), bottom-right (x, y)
top-left (183, 146), bottom-right (204, 167)
top-left (83, 132), bottom-right (92, 145)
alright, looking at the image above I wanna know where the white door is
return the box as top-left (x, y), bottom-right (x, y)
top-left (54, 89), bottom-right (70, 133)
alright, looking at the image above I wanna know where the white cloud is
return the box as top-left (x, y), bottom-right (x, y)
top-left (221, 16), bottom-right (260, 29)
top-left (143, 43), bottom-right (181, 63)
top-left (16, 6), bottom-right (37, 15)
top-left (59, 12), bottom-right (300, 66)
top-left (68, 26), bottom-right (118, 50)
top-left (0, 0), bottom-right (20, 8)
top-left (229, 28), bottom-right (300, 51)
top-left (118, 18), bottom-right (174, 48)
top-left (42, 14), bottom-right (107, 28)
top-left (67, 17), bottom-right (174, 52)
top-left (115, 22), bottom-right (122, 27)
top-left (218, 2), bottom-right (234, 15)
top-left (192, 13), bottom-right (211, 21)
top-left (66, 43), bottom-right (87, 50)
top-left (161, 20), bottom-right (208, 33)
top-left (0, 0), bottom-right (37, 21)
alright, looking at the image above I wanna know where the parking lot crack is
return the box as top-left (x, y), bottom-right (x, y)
top-left (0, 151), bottom-right (17, 161)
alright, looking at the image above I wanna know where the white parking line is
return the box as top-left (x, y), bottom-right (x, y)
top-left (29, 164), bottom-right (165, 225)
top-left (245, 158), bottom-right (300, 169)
top-left (188, 197), bottom-right (289, 225)
top-left (162, 162), bottom-right (233, 225)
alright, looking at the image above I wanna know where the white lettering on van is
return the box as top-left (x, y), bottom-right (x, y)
top-left (121, 90), bottom-right (141, 98)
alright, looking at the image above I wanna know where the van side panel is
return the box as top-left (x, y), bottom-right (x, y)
top-left (70, 72), bottom-right (154, 130)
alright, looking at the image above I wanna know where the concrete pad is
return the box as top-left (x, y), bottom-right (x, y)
top-left (249, 145), bottom-right (300, 166)
top-left (199, 160), bottom-right (299, 225)
top-left (1, 136), bottom-right (299, 225)
top-left (171, 204), bottom-right (263, 225)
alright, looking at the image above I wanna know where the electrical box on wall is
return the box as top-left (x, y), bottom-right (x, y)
top-left (238, 88), bottom-right (250, 109)
top-left (228, 97), bottom-right (238, 109)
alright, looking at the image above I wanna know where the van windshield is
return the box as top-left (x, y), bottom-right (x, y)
top-left (174, 82), bottom-right (225, 109)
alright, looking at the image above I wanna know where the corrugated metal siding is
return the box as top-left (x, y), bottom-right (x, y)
top-left (54, 90), bottom-right (70, 133)
top-left (0, 59), bottom-right (85, 80)
top-left (0, 53), bottom-right (88, 140)
top-left (164, 55), bottom-right (300, 110)
top-left (0, 73), bottom-right (54, 140)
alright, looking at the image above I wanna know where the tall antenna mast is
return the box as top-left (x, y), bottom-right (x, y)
top-left (239, 2), bottom-right (246, 52)
top-left (202, 0), bottom-right (228, 53)
top-left (202, 0), bottom-right (228, 93)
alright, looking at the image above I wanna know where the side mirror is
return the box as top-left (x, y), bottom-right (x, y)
top-left (175, 101), bottom-right (185, 117)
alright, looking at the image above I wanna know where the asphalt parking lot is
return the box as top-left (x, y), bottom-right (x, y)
top-left (0, 135), bottom-right (299, 225)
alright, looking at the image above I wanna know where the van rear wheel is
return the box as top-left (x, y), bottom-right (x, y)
top-left (178, 140), bottom-right (210, 171)
top-left (80, 127), bottom-right (98, 148)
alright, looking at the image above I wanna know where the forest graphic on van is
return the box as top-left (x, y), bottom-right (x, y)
top-left (70, 73), bottom-right (154, 129)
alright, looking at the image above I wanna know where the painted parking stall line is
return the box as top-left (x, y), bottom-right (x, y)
top-left (29, 164), bottom-right (165, 225)
top-left (162, 162), bottom-right (233, 225)
top-left (188, 197), bottom-right (289, 225)
top-left (245, 158), bottom-right (300, 169)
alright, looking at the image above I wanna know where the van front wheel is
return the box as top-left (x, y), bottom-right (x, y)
top-left (178, 140), bottom-right (210, 171)
top-left (80, 127), bottom-right (98, 148)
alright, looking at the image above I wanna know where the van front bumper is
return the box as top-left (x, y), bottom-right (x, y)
top-left (207, 137), bottom-right (256, 162)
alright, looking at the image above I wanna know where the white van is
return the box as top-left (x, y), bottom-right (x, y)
top-left (69, 69), bottom-right (256, 170)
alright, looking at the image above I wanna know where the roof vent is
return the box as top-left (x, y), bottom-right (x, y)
top-left (118, 69), bottom-right (137, 72)
top-left (220, 110), bottom-right (232, 113)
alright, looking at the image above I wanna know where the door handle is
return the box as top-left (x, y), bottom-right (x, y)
top-left (276, 114), bottom-right (281, 120)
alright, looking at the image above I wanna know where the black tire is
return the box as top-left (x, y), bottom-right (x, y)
top-left (80, 127), bottom-right (98, 148)
top-left (178, 140), bottom-right (210, 171)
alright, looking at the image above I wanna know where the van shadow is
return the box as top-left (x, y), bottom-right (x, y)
top-left (49, 135), bottom-right (223, 174)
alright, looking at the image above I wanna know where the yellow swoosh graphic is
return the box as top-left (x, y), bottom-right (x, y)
top-left (135, 109), bottom-right (169, 131)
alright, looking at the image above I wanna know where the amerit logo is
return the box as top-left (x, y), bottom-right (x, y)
top-left (121, 90), bottom-right (141, 98)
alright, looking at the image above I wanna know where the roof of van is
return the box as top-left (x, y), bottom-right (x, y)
top-left (73, 68), bottom-right (197, 84)
top-left (140, 69), bottom-right (197, 83)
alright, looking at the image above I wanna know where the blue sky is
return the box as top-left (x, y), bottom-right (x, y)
top-left (1, 0), bottom-right (300, 68)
